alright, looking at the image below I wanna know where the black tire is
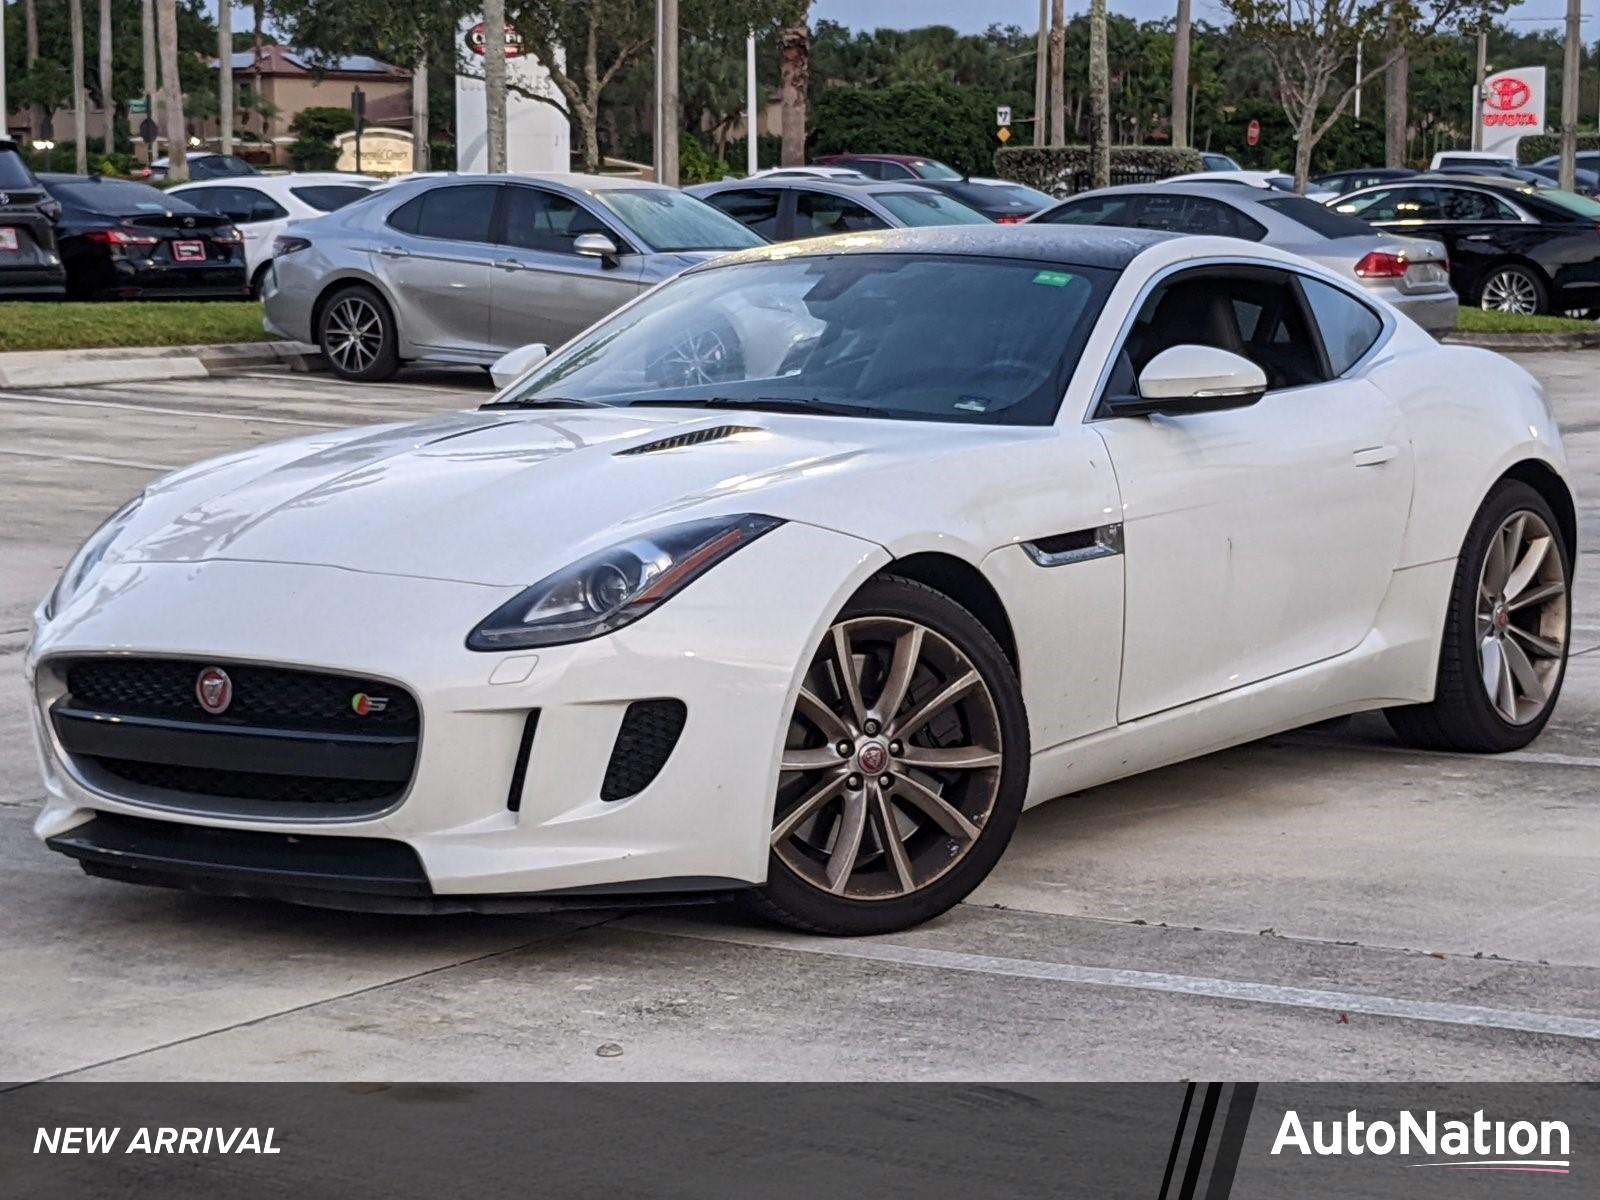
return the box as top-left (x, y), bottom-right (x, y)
top-left (249, 263), bottom-right (271, 300)
top-left (742, 575), bottom-right (1030, 935)
top-left (1386, 480), bottom-right (1571, 753)
top-left (1477, 263), bottom-right (1548, 316)
top-left (317, 284), bottom-right (400, 382)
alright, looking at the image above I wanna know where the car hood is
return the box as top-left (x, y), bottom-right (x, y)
top-left (113, 407), bottom-right (1038, 586)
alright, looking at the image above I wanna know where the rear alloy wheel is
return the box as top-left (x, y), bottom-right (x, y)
top-left (1478, 265), bottom-right (1547, 316)
top-left (318, 285), bottom-right (400, 382)
top-left (1388, 481), bottom-right (1570, 752)
top-left (745, 577), bottom-right (1028, 935)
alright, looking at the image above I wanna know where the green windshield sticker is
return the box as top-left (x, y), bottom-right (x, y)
top-left (1032, 270), bottom-right (1074, 287)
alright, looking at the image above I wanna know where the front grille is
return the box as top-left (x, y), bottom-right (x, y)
top-left (52, 657), bottom-right (420, 817)
top-left (88, 758), bottom-right (402, 806)
top-left (600, 700), bottom-right (687, 802)
top-left (64, 657), bottom-right (419, 733)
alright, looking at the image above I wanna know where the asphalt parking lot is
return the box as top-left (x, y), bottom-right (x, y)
top-left (2, 355), bottom-right (1597, 1082)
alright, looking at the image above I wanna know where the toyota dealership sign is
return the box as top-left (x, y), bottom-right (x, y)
top-left (1479, 66), bottom-right (1546, 158)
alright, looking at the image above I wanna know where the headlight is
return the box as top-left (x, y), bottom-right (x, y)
top-left (42, 495), bottom-right (143, 622)
top-left (467, 513), bottom-right (783, 651)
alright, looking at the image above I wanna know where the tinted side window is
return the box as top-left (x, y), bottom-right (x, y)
top-left (1133, 194), bottom-right (1264, 241)
top-left (1436, 189), bottom-right (1518, 221)
top-left (1337, 187), bottom-right (1442, 222)
top-left (412, 184), bottom-right (499, 242)
top-left (500, 187), bottom-right (612, 253)
top-left (290, 184), bottom-right (374, 212)
top-left (1301, 278), bottom-right (1382, 375)
top-left (0, 149), bottom-right (37, 189)
top-left (1036, 194), bottom-right (1141, 226)
top-left (703, 188), bottom-right (783, 239)
top-left (847, 160), bottom-right (887, 179)
top-left (792, 191), bottom-right (889, 237)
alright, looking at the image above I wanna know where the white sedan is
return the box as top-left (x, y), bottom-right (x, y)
top-left (27, 227), bottom-right (1574, 935)
top-left (167, 172), bottom-right (380, 294)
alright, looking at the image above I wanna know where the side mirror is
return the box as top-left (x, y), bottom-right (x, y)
top-left (1105, 345), bottom-right (1268, 418)
top-left (489, 342), bottom-right (549, 391)
top-left (573, 232), bottom-right (620, 266)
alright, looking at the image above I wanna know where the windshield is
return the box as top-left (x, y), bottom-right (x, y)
top-left (875, 190), bottom-right (992, 226)
top-left (910, 160), bottom-right (963, 180)
top-left (593, 188), bottom-right (766, 252)
top-left (496, 253), bottom-right (1117, 425)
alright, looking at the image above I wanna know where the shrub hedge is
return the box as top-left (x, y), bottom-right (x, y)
top-left (992, 145), bottom-right (1206, 195)
top-left (1514, 133), bottom-right (1600, 163)
top-left (811, 83), bottom-right (1000, 177)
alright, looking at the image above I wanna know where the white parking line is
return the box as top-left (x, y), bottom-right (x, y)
top-left (627, 918), bottom-right (1600, 1042)
top-left (0, 446), bottom-right (179, 471)
top-left (0, 389), bottom-right (340, 428)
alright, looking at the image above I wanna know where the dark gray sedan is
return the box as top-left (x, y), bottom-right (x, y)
top-left (262, 173), bottom-right (765, 381)
top-left (685, 177), bottom-right (992, 242)
top-left (1030, 181), bottom-right (1458, 335)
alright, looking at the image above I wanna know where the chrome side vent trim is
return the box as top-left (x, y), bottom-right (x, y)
top-left (615, 425), bottom-right (762, 456)
top-left (1022, 523), bottom-right (1124, 568)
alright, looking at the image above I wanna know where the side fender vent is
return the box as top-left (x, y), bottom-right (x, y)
top-left (615, 425), bottom-right (762, 456)
top-left (600, 700), bottom-right (687, 801)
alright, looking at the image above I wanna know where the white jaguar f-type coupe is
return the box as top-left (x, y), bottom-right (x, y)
top-left (28, 226), bottom-right (1574, 935)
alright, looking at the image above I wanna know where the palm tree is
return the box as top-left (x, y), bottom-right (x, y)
top-left (99, 0), bottom-right (113, 150)
top-left (24, 0), bottom-right (42, 138)
top-left (411, 34), bottom-right (429, 173)
top-left (156, 0), bottom-right (186, 180)
top-left (69, 0), bottom-right (87, 172)
top-left (140, 0), bottom-right (157, 163)
top-left (1089, 0), bottom-right (1109, 187)
top-left (779, 4), bottom-right (809, 167)
top-left (1171, 0), bottom-right (1191, 147)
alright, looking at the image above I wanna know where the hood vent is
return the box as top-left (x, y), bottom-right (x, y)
top-left (615, 425), bottom-right (762, 456)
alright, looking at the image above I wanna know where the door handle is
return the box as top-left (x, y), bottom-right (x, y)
top-left (494, 259), bottom-right (527, 272)
top-left (377, 246), bottom-right (410, 258)
top-left (1353, 444), bottom-right (1399, 467)
top-left (1464, 234), bottom-right (1494, 241)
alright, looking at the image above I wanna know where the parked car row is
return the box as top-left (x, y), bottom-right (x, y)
top-left (0, 137), bottom-right (380, 301)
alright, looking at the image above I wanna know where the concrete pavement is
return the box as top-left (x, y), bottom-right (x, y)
top-left (1, 358), bottom-right (1596, 1081)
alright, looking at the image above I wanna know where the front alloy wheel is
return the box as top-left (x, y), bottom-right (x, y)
top-left (747, 577), bottom-right (1028, 935)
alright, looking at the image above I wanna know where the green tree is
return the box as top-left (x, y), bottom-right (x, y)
top-left (810, 81), bottom-right (999, 174)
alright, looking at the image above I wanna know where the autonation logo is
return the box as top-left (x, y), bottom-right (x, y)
top-left (1272, 1109), bottom-right (1571, 1174)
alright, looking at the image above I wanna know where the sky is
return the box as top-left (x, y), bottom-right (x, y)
top-left (810, 0), bottom-right (1599, 42)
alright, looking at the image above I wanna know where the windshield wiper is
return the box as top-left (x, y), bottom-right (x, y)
top-left (479, 395), bottom-right (612, 411)
top-left (628, 396), bottom-right (901, 419)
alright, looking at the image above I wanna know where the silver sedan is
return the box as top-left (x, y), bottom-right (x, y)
top-left (262, 173), bottom-right (766, 381)
top-left (1029, 181), bottom-right (1458, 335)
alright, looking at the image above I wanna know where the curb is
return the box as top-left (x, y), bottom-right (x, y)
top-left (0, 340), bottom-right (325, 389)
top-left (1443, 328), bottom-right (1600, 351)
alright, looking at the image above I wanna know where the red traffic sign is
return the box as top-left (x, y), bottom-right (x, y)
top-left (1247, 119), bottom-right (1261, 147)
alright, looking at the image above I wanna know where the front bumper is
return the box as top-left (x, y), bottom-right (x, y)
top-left (28, 523), bottom-right (886, 908)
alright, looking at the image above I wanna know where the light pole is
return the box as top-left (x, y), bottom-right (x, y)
top-left (746, 30), bottom-right (757, 176)
top-left (1471, 26), bottom-right (1486, 151)
top-left (1558, 0), bottom-right (1579, 191)
top-left (0, 0), bottom-right (8, 140)
top-left (1033, 0), bottom-right (1047, 147)
top-left (655, 0), bottom-right (679, 186)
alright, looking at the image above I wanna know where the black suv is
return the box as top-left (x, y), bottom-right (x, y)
top-left (0, 138), bottom-right (67, 298)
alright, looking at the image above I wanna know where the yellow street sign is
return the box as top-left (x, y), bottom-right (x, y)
top-left (997, 127), bottom-right (1012, 143)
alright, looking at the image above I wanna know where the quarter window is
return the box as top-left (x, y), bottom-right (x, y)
top-left (1301, 278), bottom-right (1383, 375)
top-left (1336, 187), bottom-right (1442, 222)
top-left (703, 188), bottom-right (783, 239)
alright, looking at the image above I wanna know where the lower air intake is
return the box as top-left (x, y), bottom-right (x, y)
top-left (600, 700), bottom-right (687, 802)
